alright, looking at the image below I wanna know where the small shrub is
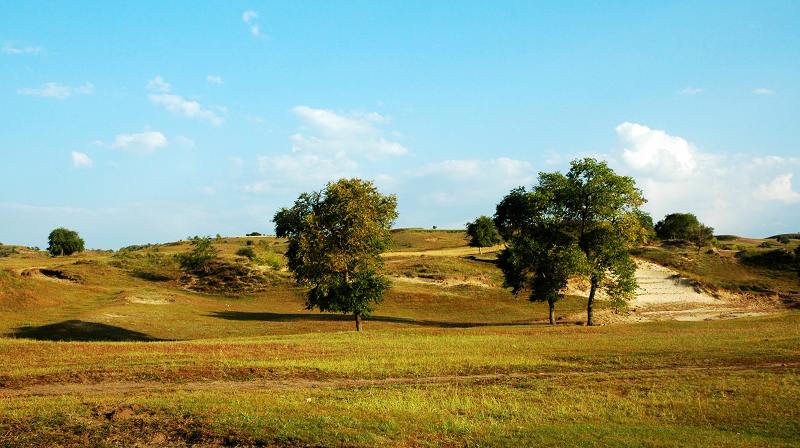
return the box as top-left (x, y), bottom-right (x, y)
top-left (738, 248), bottom-right (795, 270)
top-left (176, 237), bottom-right (219, 274)
top-left (0, 246), bottom-right (18, 257)
top-left (236, 247), bottom-right (257, 260)
top-left (256, 251), bottom-right (284, 270)
top-left (246, 240), bottom-right (254, 246)
top-left (776, 235), bottom-right (791, 244)
top-left (119, 244), bottom-right (152, 252)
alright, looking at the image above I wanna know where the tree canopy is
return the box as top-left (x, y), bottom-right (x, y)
top-left (47, 227), bottom-right (85, 256)
top-left (494, 187), bottom-right (584, 324)
top-left (465, 216), bottom-right (502, 254)
top-left (274, 178), bottom-right (398, 331)
top-left (654, 213), bottom-right (702, 240)
top-left (495, 158), bottom-right (646, 326)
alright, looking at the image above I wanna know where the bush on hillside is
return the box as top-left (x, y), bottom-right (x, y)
top-left (738, 248), bottom-right (796, 270)
top-left (236, 247), bottom-right (257, 260)
top-left (0, 246), bottom-right (18, 257)
top-left (176, 237), bottom-right (219, 274)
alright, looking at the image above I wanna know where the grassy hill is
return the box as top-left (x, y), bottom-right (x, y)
top-left (0, 230), bottom-right (798, 446)
top-left (0, 231), bottom-right (601, 341)
top-left (632, 235), bottom-right (799, 305)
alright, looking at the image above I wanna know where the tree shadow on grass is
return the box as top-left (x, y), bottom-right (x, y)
top-left (8, 320), bottom-right (164, 342)
top-left (208, 311), bottom-right (544, 328)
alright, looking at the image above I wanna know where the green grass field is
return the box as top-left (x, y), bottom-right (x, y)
top-left (0, 231), bottom-right (799, 446)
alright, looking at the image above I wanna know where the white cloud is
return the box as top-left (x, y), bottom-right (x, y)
top-left (110, 131), bottom-right (168, 154)
top-left (71, 151), bottom-right (93, 168)
top-left (679, 87), bottom-right (704, 95)
top-left (2, 43), bottom-right (43, 55)
top-left (290, 106), bottom-right (407, 158)
top-left (146, 76), bottom-right (223, 125)
top-left (146, 75), bottom-right (171, 93)
top-left (614, 122), bottom-right (800, 235)
top-left (17, 82), bottom-right (93, 100)
top-left (242, 10), bottom-right (262, 37)
top-left (755, 174), bottom-right (800, 203)
top-left (149, 94), bottom-right (223, 125)
top-left (616, 122), bottom-right (698, 179)
top-left (753, 87), bottom-right (775, 96)
top-left (206, 75), bottom-right (224, 85)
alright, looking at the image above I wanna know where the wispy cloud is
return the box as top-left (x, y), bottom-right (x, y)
top-left (17, 82), bottom-right (93, 100)
top-left (2, 42), bottom-right (43, 55)
top-left (147, 76), bottom-right (223, 126)
top-left (206, 75), bottom-right (224, 85)
top-left (752, 87), bottom-right (775, 96)
top-left (291, 106), bottom-right (407, 158)
top-left (242, 10), bottom-right (262, 37)
top-left (71, 151), bottom-right (93, 168)
top-left (679, 87), bottom-right (704, 95)
top-left (146, 75), bottom-right (171, 93)
top-left (108, 131), bottom-right (169, 154)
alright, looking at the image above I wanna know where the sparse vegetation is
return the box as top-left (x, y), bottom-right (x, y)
top-left (175, 236), bottom-right (219, 274)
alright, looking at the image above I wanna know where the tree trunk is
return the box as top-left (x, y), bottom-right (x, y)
top-left (549, 301), bottom-right (555, 325)
top-left (587, 277), bottom-right (598, 326)
top-left (355, 313), bottom-right (362, 332)
top-left (479, 246), bottom-right (483, 254)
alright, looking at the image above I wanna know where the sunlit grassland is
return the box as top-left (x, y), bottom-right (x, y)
top-left (1, 314), bottom-right (799, 446)
top-left (1, 231), bottom-right (799, 446)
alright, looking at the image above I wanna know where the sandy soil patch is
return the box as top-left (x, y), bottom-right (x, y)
top-left (575, 259), bottom-right (779, 324)
top-left (118, 291), bottom-right (174, 305)
top-left (390, 275), bottom-right (493, 289)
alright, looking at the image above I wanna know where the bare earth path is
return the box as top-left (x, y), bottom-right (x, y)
top-left (2, 361), bottom-right (797, 398)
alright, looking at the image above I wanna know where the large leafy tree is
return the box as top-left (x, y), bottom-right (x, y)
top-left (495, 158), bottom-right (646, 326)
top-left (274, 178), bottom-right (398, 331)
top-left (47, 227), bottom-right (85, 256)
top-left (495, 187), bottom-right (583, 324)
top-left (465, 215), bottom-right (502, 254)
top-left (563, 158), bottom-right (645, 326)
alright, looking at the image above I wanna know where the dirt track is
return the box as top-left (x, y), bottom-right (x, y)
top-left (2, 362), bottom-right (797, 398)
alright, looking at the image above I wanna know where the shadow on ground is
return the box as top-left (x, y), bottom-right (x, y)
top-left (209, 311), bottom-right (543, 328)
top-left (8, 320), bottom-right (163, 342)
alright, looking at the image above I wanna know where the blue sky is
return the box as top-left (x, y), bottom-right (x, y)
top-left (1, 1), bottom-right (798, 248)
